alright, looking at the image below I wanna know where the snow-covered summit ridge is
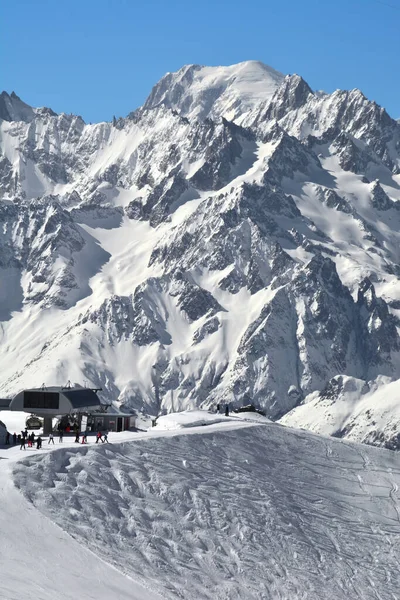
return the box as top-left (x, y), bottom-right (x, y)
top-left (1, 60), bottom-right (283, 126)
top-left (143, 60), bottom-right (285, 123)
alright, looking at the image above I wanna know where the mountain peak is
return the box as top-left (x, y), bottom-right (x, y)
top-left (143, 60), bottom-right (285, 123)
top-left (0, 91), bottom-right (35, 123)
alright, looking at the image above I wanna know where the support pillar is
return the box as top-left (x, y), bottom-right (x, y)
top-left (43, 417), bottom-right (53, 435)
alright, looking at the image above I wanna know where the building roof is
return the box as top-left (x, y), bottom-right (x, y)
top-left (0, 398), bottom-right (11, 410)
top-left (92, 407), bottom-right (136, 417)
top-left (61, 388), bottom-right (103, 409)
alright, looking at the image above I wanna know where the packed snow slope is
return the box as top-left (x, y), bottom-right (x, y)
top-left (0, 440), bottom-right (161, 600)
top-left (7, 419), bottom-right (400, 600)
top-left (1, 61), bottom-right (400, 445)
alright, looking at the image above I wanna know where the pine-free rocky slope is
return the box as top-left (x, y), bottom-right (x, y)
top-left (1, 61), bottom-right (400, 447)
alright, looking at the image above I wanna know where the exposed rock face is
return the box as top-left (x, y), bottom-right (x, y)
top-left (1, 61), bottom-right (400, 446)
top-left (263, 74), bottom-right (314, 122)
top-left (0, 91), bottom-right (35, 123)
top-left (370, 180), bottom-right (395, 211)
top-left (357, 277), bottom-right (400, 364)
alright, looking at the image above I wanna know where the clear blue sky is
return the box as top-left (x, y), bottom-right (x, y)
top-left (1, 0), bottom-right (399, 123)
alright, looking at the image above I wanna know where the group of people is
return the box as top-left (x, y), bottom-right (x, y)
top-left (46, 431), bottom-right (66, 444)
top-left (19, 429), bottom-right (43, 450)
top-left (72, 430), bottom-right (109, 444)
top-left (2, 425), bottom-right (111, 449)
top-left (94, 431), bottom-right (109, 444)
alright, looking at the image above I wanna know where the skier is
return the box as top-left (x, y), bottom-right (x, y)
top-left (59, 430), bottom-right (63, 443)
top-left (5, 431), bottom-right (10, 445)
top-left (216, 404), bottom-right (220, 414)
top-left (102, 432), bottom-right (109, 444)
top-left (95, 431), bottom-right (102, 444)
top-left (48, 432), bottom-right (54, 444)
top-left (12, 433), bottom-right (17, 445)
top-left (225, 403), bottom-right (229, 417)
top-left (36, 436), bottom-right (42, 450)
top-left (20, 436), bottom-right (26, 450)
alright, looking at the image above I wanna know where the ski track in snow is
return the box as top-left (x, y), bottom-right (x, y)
top-left (3, 421), bottom-right (400, 600)
top-left (0, 449), bottom-right (161, 599)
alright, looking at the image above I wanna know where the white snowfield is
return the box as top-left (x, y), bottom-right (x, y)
top-left (1, 412), bottom-right (400, 599)
top-left (280, 374), bottom-right (400, 446)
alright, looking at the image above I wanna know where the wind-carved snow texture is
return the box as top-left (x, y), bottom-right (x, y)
top-left (13, 425), bottom-right (400, 600)
top-left (1, 60), bottom-right (400, 445)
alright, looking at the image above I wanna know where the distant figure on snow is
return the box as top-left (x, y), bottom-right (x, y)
top-left (12, 433), bottom-right (17, 445)
top-left (95, 431), bottom-right (102, 444)
top-left (216, 404), bottom-right (220, 414)
top-left (20, 436), bottom-right (26, 450)
top-left (48, 432), bottom-right (54, 444)
top-left (5, 431), bottom-right (10, 445)
top-left (225, 403), bottom-right (229, 417)
top-left (102, 432), bottom-right (109, 444)
top-left (36, 436), bottom-right (42, 450)
top-left (59, 430), bottom-right (63, 443)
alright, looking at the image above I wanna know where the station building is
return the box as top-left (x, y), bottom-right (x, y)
top-left (0, 386), bottom-right (136, 434)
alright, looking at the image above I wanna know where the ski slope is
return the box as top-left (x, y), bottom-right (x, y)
top-left (0, 442), bottom-right (161, 600)
top-left (1, 413), bottom-right (400, 599)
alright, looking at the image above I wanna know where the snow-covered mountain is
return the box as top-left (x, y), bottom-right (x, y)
top-left (1, 61), bottom-right (400, 447)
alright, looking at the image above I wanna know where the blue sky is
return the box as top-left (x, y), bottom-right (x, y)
top-left (1, 0), bottom-right (398, 122)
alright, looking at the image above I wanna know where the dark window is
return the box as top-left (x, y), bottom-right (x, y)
top-left (24, 391), bottom-right (59, 410)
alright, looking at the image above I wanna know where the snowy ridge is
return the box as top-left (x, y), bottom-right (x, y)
top-left (143, 60), bottom-right (284, 123)
top-left (1, 61), bottom-right (400, 445)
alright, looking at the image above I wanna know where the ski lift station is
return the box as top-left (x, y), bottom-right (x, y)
top-left (0, 386), bottom-right (136, 434)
